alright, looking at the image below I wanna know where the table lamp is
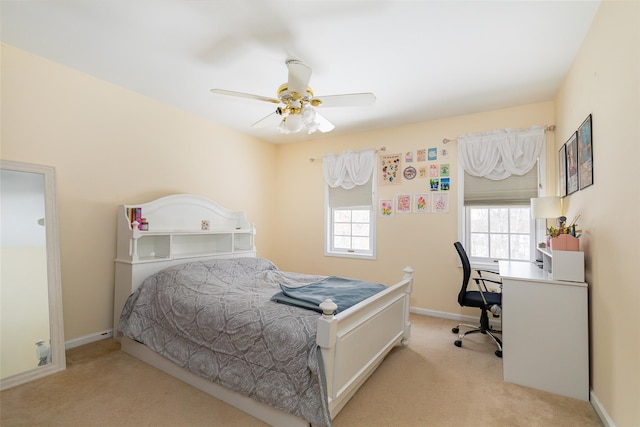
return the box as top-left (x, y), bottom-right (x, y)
top-left (530, 196), bottom-right (562, 220)
top-left (530, 196), bottom-right (563, 251)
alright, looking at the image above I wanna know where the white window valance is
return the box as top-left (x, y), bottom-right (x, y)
top-left (323, 149), bottom-right (375, 189)
top-left (458, 126), bottom-right (545, 181)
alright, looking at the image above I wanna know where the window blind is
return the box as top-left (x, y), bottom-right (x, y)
top-left (464, 166), bottom-right (538, 206)
top-left (328, 180), bottom-right (373, 208)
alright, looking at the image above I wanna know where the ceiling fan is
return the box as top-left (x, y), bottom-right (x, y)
top-left (211, 59), bottom-right (376, 134)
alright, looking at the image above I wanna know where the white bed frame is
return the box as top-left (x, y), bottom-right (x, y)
top-left (114, 195), bottom-right (413, 426)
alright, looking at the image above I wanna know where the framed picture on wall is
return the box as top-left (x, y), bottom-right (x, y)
top-left (578, 114), bottom-right (593, 190)
top-left (566, 132), bottom-right (579, 195)
top-left (559, 144), bottom-right (567, 197)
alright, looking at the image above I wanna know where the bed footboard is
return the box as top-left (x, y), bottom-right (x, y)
top-left (316, 266), bottom-right (413, 417)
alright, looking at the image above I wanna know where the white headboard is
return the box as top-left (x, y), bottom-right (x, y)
top-left (123, 194), bottom-right (250, 231)
top-left (113, 194), bottom-right (256, 334)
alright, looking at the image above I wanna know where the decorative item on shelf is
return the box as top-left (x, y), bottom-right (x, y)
top-left (547, 214), bottom-right (582, 251)
top-left (128, 207), bottom-right (142, 229)
top-left (139, 218), bottom-right (149, 231)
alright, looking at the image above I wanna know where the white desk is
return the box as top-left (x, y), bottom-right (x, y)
top-left (499, 261), bottom-right (589, 401)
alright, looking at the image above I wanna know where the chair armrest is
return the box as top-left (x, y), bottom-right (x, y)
top-left (476, 269), bottom-right (500, 275)
top-left (477, 278), bottom-right (502, 285)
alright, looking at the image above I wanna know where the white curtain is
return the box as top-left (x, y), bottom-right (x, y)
top-left (458, 126), bottom-right (545, 180)
top-left (323, 149), bottom-right (375, 189)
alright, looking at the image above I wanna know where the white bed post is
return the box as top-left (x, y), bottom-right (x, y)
top-left (316, 299), bottom-right (338, 402)
top-left (401, 266), bottom-right (414, 345)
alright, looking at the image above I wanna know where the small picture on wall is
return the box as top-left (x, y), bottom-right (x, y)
top-left (440, 164), bottom-right (450, 177)
top-left (414, 193), bottom-right (430, 213)
top-left (396, 194), bottom-right (412, 214)
top-left (380, 199), bottom-right (394, 216)
top-left (428, 148), bottom-right (437, 161)
top-left (578, 114), bottom-right (593, 190)
top-left (417, 149), bottom-right (427, 162)
top-left (440, 178), bottom-right (450, 191)
top-left (429, 178), bottom-right (440, 191)
top-left (403, 166), bottom-right (417, 180)
top-left (566, 132), bottom-right (579, 195)
top-left (432, 193), bottom-right (449, 213)
top-left (405, 151), bottom-right (414, 163)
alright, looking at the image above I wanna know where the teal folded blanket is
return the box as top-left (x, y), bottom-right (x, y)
top-left (271, 276), bottom-right (386, 314)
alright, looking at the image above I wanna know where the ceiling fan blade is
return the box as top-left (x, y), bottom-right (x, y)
top-left (211, 88), bottom-right (280, 104)
top-left (314, 93), bottom-right (376, 108)
top-left (286, 60), bottom-right (312, 96)
top-left (251, 111), bottom-right (282, 128)
top-left (315, 112), bottom-right (335, 133)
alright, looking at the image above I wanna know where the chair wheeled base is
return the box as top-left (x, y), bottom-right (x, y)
top-left (452, 321), bottom-right (503, 358)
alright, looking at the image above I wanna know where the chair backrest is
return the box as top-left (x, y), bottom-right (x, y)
top-left (454, 242), bottom-right (471, 307)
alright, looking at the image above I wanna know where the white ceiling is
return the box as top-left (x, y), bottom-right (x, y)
top-left (1, 1), bottom-right (600, 144)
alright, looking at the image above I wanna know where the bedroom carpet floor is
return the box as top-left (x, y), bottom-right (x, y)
top-left (0, 314), bottom-right (602, 427)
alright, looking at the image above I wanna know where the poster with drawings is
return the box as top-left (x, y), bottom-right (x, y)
top-left (432, 193), bottom-right (449, 213)
top-left (396, 194), bottom-right (412, 214)
top-left (379, 153), bottom-right (402, 185)
top-left (380, 200), bottom-right (394, 216)
top-left (414, 193), bottom-right (430, 213)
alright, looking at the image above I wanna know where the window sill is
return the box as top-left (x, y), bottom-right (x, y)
top-left (324, 251), bottom-right (376, 260)
top-left (469, 260), bottom-right (501, 273)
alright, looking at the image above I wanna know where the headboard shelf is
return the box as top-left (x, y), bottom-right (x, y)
top-left (116, 194), bottom-right (255, 264)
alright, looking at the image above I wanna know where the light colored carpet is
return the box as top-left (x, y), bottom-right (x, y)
top-left (1, 314), bottom-right (602, 426)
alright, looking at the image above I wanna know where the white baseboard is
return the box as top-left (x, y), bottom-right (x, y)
top-left (410, 306), bottom-right (501, 328)
top-left (65, 329), bottom-right (113, 350)
top-left (590, 389), bottom-right (615, 427)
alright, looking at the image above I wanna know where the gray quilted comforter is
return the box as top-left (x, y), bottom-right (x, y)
top-left (117, 257), bottom-right (333, 427)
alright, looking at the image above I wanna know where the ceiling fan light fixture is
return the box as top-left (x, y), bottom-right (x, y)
top-left (302, 105), bottom-right (319, 134)
top-left (306, 121), bottom-right (320, 134)
top-left (301, 104), bottom-right (316, 123)
top-left (278, 118), bottom-right (290, 134)
top-left (284, 114), bottom-right (303, 133)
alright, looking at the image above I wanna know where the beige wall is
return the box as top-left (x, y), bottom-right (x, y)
top-left (273, 102), bottom-right (555, 317)
top-left (1, 44), bottom-right (278, 341)
top-left (555, 1), bottom-right (639, 425)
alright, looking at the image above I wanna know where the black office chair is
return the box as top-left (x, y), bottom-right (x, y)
top-left (452, 242), bottom-right (503, 357)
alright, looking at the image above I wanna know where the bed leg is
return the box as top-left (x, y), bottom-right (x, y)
top-left (401, 266), bottom-right (414, 345)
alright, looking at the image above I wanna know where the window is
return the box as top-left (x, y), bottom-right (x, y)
top-left (322, 149), bottom-right (376, 259)
top-left (466, 205), bottom-right (532, 263)
top-left (456, 126), bottom-right (546, 267)
top-left (462, 167), bottom-right (539, 265)
top-left (331, 208), bottom-right (372, 253)
top-left (325, 182), bottom-right (375, 258)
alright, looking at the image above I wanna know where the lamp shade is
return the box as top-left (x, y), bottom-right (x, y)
top-left (530, 196), bottom-right (562, 219)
